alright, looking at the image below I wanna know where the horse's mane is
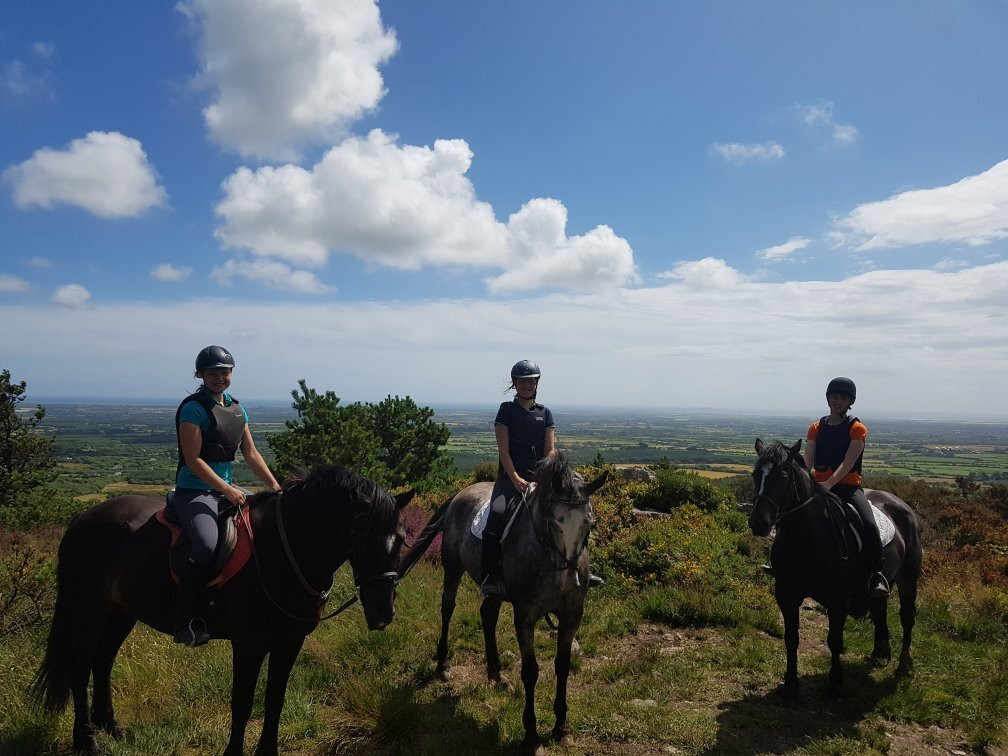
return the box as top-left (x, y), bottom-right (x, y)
top-left (755, 441), bottom-right (791, 471)
top-left (283, 464), bottom-right (399, 534)
top-left (533, 453), bottom-right (582, 498)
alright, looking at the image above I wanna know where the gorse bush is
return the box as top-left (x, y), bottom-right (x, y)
top-left (634, 465), bottom-right (735, 513)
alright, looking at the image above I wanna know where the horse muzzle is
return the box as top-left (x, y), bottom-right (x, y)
top-left (748, 512), bottom-right (772, 538)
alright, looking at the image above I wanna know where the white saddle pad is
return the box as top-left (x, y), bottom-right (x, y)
top-left (846, 502), bottom-right (896, 549)
top-left (470, 483), bottom-right (535, 539)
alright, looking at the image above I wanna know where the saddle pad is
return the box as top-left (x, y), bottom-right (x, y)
top-left (471, 500), bottom-right (491, 539)
top-left (155, 508), bottom-right (254, 588)
top-left (470, 483), bottom-right (536, 540)
top-left (845, 503), bottom-right (896, 548)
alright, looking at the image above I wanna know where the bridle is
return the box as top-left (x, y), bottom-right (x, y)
top-left (753, 457), bottom-right (815, 528)
top-left (241, 490), bottom-right (399, 624)
top-left (527, 485), bottom-right (593, 573)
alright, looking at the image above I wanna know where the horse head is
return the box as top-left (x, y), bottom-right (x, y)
top-left (350, 487), bottom-right (413, 631)
top-left (532, 455), bottom-right (609, 571)
top-left (749, 438), bottom-right (807, 537)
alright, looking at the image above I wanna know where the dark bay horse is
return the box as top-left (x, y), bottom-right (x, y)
top-left (748, 439), bottom-right (922, 697)
top-left (401, 454), bottom-right (608, 751)
top-left (33, 465), bottom-right (412, 755)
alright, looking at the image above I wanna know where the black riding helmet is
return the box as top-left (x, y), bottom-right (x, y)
top-left (826, 376), bottom-right (856, 402)
top-left (511, 360), bottom-right (541, 380)
top-left (195, 345), bottom-right (235, 372)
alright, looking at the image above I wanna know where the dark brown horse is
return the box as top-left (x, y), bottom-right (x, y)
top-left (401, 454), bottom-right (608, 752)
top-left (33, 465), bottom-right (412, 755)
top-left (748, 439), bottom-right (922, 697)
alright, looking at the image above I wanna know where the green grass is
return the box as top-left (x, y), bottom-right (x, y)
top-left (3, 558), bottom-right (1005, 755)
top-left (3, 472), bottom-right (1007, 754)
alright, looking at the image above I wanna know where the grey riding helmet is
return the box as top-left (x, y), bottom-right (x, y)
top-left (826, 376), bottom-right (856, 401)
top-left (511, 360), bottom-right (541, 380)
top-left (195, 345), bottom-right (235, 372)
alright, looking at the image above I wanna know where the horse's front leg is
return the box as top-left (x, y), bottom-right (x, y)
top-left (777, 592), bottom-right (801, 698)
top-left (826, 604), bottom-right (848, 691)
top-left (224, 639), bottom-right (268, 756)
top-left (480, 597), bottom-right (504, 683)
top-left (513, 609), bottom-right (540, 751)
top-left (254, 635), bottom-right (306, 756)
top-left (551, 605), bottom-right (584, 745)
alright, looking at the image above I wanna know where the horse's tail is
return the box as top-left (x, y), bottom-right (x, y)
top-left (398, 493), bottom-right (454, 578)
top-left (30, 542), bottom-right (78, 713)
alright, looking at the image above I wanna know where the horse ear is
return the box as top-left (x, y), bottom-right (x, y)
top-left (395, 489), bottom-right (415, 509)
top-left (755, 438), bottom-right (764, 453)
top-left (789, 439), bottom-right (802, 458)
top-left (584, 470), bottom-right (609, 496)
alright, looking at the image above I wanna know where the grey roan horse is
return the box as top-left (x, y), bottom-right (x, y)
top-left (401, 454), bottom-right (608, 751)
top-left (748, 439), bottom-right (922, 697)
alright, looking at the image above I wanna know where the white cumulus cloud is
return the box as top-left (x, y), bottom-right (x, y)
top-left (835, 158), bottom-right (1008, 250)
top-left (0, 274), bottom-right (30, 293)
top-left (211, 259), bottom-right (331, 294)
top-left (794, 100), bottom-right (859, 147)
top-left (180, 0), bottom-right (397, 161)
top-left (4, 131), bottom-right (167, 218)
top-left (710, 141), bottom-right (785, 164)
top-left (52, 284), bottom-right (90, 308)
top-left (151, 264), bottom-right (193, 282)
top-left (214, 130), bottom-right (636, 292)
top-left (757, 236), bottom-right (811, 262)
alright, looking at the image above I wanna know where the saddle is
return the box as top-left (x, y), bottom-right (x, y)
top-left (821, 490), bottom-right (896, 555)
top-left (156, 489), bottom-right (254, 588)
top-left (470, 484), bottom-right (535, 542)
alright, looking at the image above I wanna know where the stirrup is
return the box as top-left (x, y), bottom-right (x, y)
top-left (480, 575), bottom-right (503, 597)
top-left (174, 618), bottom-right (211, 647)
top-left (868, 572), bottom-right (890, 598)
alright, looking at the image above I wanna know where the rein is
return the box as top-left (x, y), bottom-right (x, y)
top-left (756, 458), bottom-right (851, 560)
top-left (241, 491), bottom-right (395, 624)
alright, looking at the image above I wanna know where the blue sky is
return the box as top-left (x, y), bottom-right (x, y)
top-left (2, 1), bottom-right (1007, 418)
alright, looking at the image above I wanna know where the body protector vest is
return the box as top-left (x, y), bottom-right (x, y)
top-left (503, 402), bottom-right (550, 480)
top-left (813, 415), bottom-right (862, 477)
top-left (175, 389), bottom-right (246, 476)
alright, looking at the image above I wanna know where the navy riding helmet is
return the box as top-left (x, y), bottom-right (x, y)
top-left (195, 345), bottom-right (235, 372)
top-left (826, 376), bottom-right (856, 401)
top-left (511, 360), bottom-right (541, 380)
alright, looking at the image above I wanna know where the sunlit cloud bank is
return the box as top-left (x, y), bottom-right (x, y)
top-left (835, 158), bottom-right (1008, 250)
top-left (3, 131), bottom-right (167, 218)
top-left (6, 261), bottom-right (1006, 416)
top-left (215, 130), bottom-right (638, 292)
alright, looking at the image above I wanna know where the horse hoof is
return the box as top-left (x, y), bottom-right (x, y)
top-left (436, 666), bottom-right (450, 682)
top-left (870, 654), bottom-right (891, 668)
top-left (552, 726), bottom-right (573, 745)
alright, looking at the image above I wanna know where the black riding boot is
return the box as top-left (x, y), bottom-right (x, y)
top-left (850, 489), bottom-right (889, 598)
top-left (480, 508), bottom-right (507, 597)
top-left (173, 559), bottom-right (211, 647)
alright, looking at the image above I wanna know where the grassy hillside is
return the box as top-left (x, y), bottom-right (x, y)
top-left (1, 468), bottom-right (1006, 754)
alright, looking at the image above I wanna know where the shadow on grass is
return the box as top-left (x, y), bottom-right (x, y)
top-left (323, 676), bottom-right (529, 756)
top-left (706, 658), bottom-right (903, 755)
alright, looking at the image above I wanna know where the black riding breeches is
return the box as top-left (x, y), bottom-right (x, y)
top-left (835, 484), bottom-right (883, 572)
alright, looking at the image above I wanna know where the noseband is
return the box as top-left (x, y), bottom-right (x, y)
top-left (754, 459), bottom-right (815, 527)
